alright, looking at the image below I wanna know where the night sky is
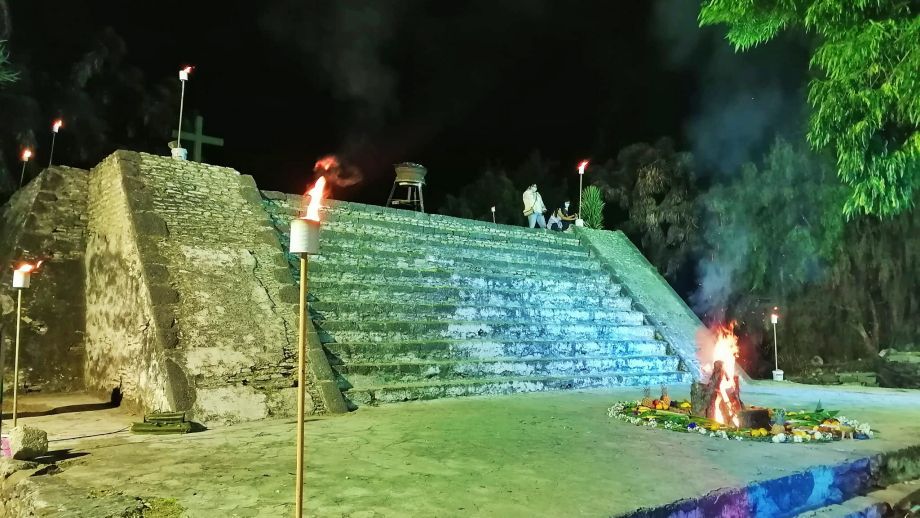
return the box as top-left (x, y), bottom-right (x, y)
top-left (2, 1), bottom-right (810, 207)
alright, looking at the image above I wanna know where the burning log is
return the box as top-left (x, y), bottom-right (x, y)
top-left (692, 323), bottom-right (772, 430)
top-left (691, 360), bottom-right (742, 425)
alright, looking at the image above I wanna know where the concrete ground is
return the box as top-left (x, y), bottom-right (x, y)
top-left (2, 382), bottom-right (920, 517)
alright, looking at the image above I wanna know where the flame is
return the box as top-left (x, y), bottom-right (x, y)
top-left (710, 322), bottom-right (741, 427)
top-left (303, 177), bottom-right (327, 222)
top-left (21, 148), bottom-right (32, 161)
top-left (181, 66), bottom-right (194, 74)
top-left (314, 155), bottom-right (339, 172)
top-left (52, 119), bottom-right (64, 132)
top-left (578, 160), bottom-right (589, 175)
top-left (15, 260), bottom-right (43, 273)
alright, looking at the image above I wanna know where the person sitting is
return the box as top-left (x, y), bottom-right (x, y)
top-left (522, 184), bottom-right (547, 229)
top-left (548, 201), bottom-right (578, 231)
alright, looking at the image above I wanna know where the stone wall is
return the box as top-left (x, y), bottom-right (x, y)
top-left (0, 166), bottom-right (88, 392)
top-left (83, 151), bottom-right (322, 423)
top-left (84, 152), bottom-right (176, 413)
top-left (136, 152), bottom-right (317, 422)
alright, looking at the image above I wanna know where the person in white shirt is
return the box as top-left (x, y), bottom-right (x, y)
top-left (522, 184), bottom-right (547, 229)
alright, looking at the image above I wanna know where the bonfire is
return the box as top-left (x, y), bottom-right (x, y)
top-left (607, 323), bottom-right (875, 443)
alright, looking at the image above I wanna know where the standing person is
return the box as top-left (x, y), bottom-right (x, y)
top-left (548, 200), bottom-right (578, 231)
top-left (522, 184), bottom-right (547, 229)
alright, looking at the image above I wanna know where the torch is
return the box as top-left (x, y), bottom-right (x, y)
top-left (10, 261), bottom-right (41, 428)
top-left (289, 176), bottom-right (325, 518)
top-left (173, 66), bottom-right (193, 160)
top-left (19, 148), bottom-right (32, 187)
top-left (771, 310), bottom-right (783, 381)
top-left (49, 119), bottom-right (63, 168)
top-left (491, 206), bottom-right (496, 224)
top-left (576, 160), bottom-right (589, 227)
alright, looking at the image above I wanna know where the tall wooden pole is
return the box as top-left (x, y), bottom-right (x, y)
top-left (12, 289), bottom-right (22, 427)
top-left (295, 255), bottom-right (308, 517)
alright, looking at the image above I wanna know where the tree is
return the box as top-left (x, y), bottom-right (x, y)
top-left (440, 168), bottom-right (521, 224)
top-left (700, 1), bottom-right (920, 218)
top-left (0, 40), bottom-right (16, 85)
top-left (594, 138), bottom-right (699, 280)
top-left (695, 139), bottom-right (847, 370)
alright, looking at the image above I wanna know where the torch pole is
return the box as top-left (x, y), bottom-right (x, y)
top-left (772, 322), bottom-right (779, 372)
top-left (49, 133), bottom-right (57, 169)
top-left (578, 174), bottom-right (584, 217)
top-left (19, 162), bottom-right (27, 188)
top-left (177, 80), bottom-right (187, 149)
top-left (295, 255), bottom-right (308, 517)
top-left (12, 290), bottom-right (22, 428)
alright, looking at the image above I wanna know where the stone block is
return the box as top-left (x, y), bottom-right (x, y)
top-left (149, 285), bottom-right (180, 305)
top-left (143, 263), bottom-right (170, 285)
top-left (273, 267), bottom-right (293, 283)
top-left (133, 211), bottom-right (169, 237)
top-left (8, 425), bottom-right (49, 460)
top-left (279, 285), bottom-right (300, 304)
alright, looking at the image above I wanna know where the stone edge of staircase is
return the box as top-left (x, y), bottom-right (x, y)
top-left (574, 227), bottom-right (703, 380)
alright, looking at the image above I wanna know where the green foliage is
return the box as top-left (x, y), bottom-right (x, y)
top-left (0, 41), bottom-right (18, 85)
top-left (701, 138), bottom-right (846, 297)
top-left (700, 0), bottom-right (920, 217)
top-left (593, 138), bottom-right (699, 280)
top-left (581, 186), bottom-right (605, 230)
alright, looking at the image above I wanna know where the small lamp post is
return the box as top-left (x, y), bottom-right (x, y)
top-left (289, 176), bottom-right (326, 518)
top-left (49, 119), bottom-right (63, 168)
top-left (19, 148), bottom-right (32, 187)
top-left (490, 206), bottom-right (496, 224)
top-left (576, 160), bottom-right (589, 227)
top-left (771, 310), bottom-right (783, 381)
top-left (173, 66), bottom-right (193, 160)
top-left (10, 261), bottom-right (41, 427)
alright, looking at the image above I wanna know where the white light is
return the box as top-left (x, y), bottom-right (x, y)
top-left (771, 313), bottom-right (779, 324)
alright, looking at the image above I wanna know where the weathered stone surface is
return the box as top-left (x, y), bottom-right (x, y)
top-left (8, 425), bottom-right (49, 460)
top-left (0, 458), bottom-right (37, 480)
top-left (0, 165), bottom-right (89, 392)
top-left (262, 197), bottom-right (694, 407)
top-left (877, 351), bottom-right (920, 389)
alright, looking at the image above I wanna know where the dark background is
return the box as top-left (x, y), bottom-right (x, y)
top-left (1, 0), bottom-right (809, 208)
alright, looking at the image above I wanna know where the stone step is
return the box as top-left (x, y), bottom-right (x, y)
top-left (321, 200), bottom-right (583, 247)
top-left (336, 356), bottom-right (683, 385)
top-left (306, 264), bottom-right (615, 293)
top-left (308, 242), bottom-right (601, 276)
top-left (317, 320), bottom-right (656, 343)
top-left (265, 200), bottom-right (584, 253)
top-left (343, 371), bottom-right (693, 406)
top-left (324, 338), bottom-right (671, 363)
top-left (296, 225), bottom-right (584, 263)
top-left (320, 218), bottom-right (583, 253)
top-left (310, 300), bottom-right (636, 323)
top-left (308, 281), bottom-right (625, 307)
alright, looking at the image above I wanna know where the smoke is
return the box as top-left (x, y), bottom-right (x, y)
top-left (690, 230), bottom-right (749, 319)
top-left (650, 0), bottom-right (811, 319)
top-left (651, 0), bottom-right (809, 177)
top-left (313, 154), bottom-right (363, 188)
top-left (259, 0), bottom-right (402, 128)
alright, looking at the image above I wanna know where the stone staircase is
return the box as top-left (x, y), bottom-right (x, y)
top-left (262, 196), bottom-right (692, 406)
